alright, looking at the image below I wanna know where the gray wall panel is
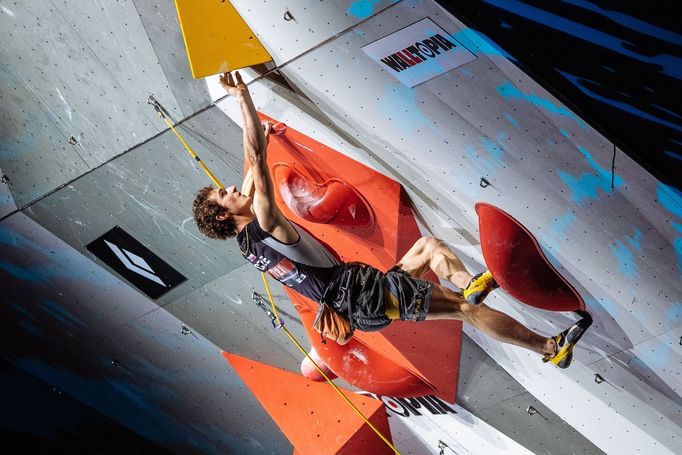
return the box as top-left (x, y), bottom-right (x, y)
top-left (0, 0), bottom-right (199, 206)
top-left (1, 211), bottom-right (291, 453)
top-left (24, 106), bottom-right (249, 304)
top-left (132, 0), bottom-right (212, 116)
top-left (0, 166), bottom-right (16, 217)
top-left (164, 264), bottom-right (313, 375)
top-left (0, 61), bottom-right (90, 206)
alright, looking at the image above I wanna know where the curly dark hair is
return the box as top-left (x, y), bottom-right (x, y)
top-left (192, 186), bottom-right (237, 240)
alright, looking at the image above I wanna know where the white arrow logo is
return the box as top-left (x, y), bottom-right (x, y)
top-left (104, 240), bottom-right (167, 287)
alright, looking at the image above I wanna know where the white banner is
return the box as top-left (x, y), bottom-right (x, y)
top-left (362, 18), bottom-right (477, 88)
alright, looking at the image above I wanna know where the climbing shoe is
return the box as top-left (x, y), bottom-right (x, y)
top-left (543, 317), bottom-right (592, 369)
top-left (462, 270), bottom-right (498, 305)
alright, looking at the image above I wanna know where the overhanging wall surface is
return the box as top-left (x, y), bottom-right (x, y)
top-left (229, 0), bottom-right (401, 64)
top-left (234, 0), bottom-right (682, 453)
top-left (0, 0), bottom-right (209, 207)
top-left (23, 106), bottom-right (248, 305)
top-left (0, 212), bottom-right (292, 453)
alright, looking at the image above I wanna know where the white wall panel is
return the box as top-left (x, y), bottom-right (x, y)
top-left (230, 0), bottom-right (401, 64)
top-left (236, 0), bottom-right (682, 452)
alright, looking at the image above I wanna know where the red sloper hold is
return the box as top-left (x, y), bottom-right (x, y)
top-left (258, 112), bottom-right (462, 402)
top-left (289, 289), bottom-right (437, 398)
top-left (223, 352), bottom-right (394, 455)
top-left (476, 203), bottom-right (585, 312)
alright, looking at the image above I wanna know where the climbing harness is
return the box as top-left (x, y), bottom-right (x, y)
top-left (150, 97), bottom-right (400, 454)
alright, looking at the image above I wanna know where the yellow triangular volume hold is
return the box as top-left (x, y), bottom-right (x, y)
top-left (174, 0), bottom-right (272, 78)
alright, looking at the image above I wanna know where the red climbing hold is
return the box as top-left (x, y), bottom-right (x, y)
top-left (476, 202), bottom-right (585, 312)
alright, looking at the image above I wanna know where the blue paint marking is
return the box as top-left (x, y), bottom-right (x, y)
top-left (462, 144), bottom-right (499, 182)
top-left (667, 303), bottom-right (682, 321)
top-left (558, 71), bottom-right (682, 132)
top-left (657, 183), bottom-right (682, 218)
top-left (480, 136), bottom-right (504, 161)
top-left (664, 150), bottom-right (682, 161)
top-left (505, 113), bottom-right (520, 129)
top-left (553, 211), bottom-right (576, 236)
top-left (626, 228), bottom-right (642, 250)
top-left (635, 342), bottom-right (673, 370)
top-left (376, 85), bottom-right (446, 141)
top-left (41, 300), bottom-right (85, 328)
top-left (562, 0), bottom-right (682, 46)
top-left (496, 80), bottom-right (587, 128)
top-left (481, 136), bottom-right (502, 160)
top-left (450, 28), bottom-right (514, 60)
top-left (347, 0), bottom-right (397, 19)
top-left (610, 240), bottom-right (637, 278)
top-left (559, 129), bottom-right (570, 138)
top-left (557, 146), bottom-right (623, 204)
top-left (483, 0), bottom-right (682, 79)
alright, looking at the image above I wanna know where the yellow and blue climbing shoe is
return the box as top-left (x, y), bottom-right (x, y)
top-left (462, 270), bottom-right (498, 305)
top-left (543, 317), bottom-right (592, 369)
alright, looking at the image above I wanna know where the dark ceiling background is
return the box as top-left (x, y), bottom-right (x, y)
top-left (438, 0), bottom-right (682, 190)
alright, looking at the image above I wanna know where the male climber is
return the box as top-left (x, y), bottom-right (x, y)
top-left (192, 71), bottom-right (589, 368)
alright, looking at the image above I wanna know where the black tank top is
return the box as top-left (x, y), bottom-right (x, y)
top-left (237, 219), bottom-right (341, 302)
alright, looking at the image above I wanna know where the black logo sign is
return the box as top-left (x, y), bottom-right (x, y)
top-left (380, 34), bottom-right (457, 73)
top-left (360, 392), bottom-right (456, 417)
top-left (86, 226), bottom-right (186, 299)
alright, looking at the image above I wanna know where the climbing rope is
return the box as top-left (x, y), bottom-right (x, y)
top-left (150, 97), bottom-right (399, 454)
